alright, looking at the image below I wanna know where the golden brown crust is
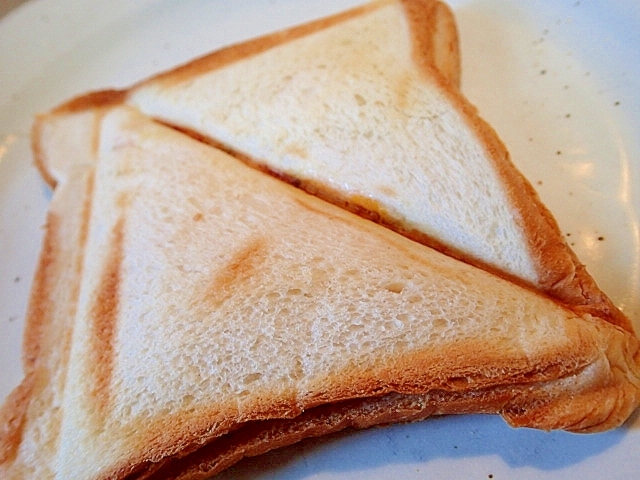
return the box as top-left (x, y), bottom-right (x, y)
top-left (32, 105), bottom-right (110, 189)
top-left (401, 0), bottom-right (460, 87)
top-left (137, 395), bottom-right (441, 480)
top-left (300, 331), bottom-right (597, 410)
top-left (78, 171), bottom-right (96, 268)
top-left (88, 312), bottom-right (633, 480)
top-left (21, 213), bottom-right (60, 370)
top-left (0, 377), bottom-right (33, 466)
top-left (158, 387), bottom-right (519, 479)
top-left (505, 328), bottom-right (640, 432)
top-left (22, 171), bottom-right (95, 370)
top-left (53, 89), bottom-right (127, 114)
top-left (112, 324), bottom-right (640, 480)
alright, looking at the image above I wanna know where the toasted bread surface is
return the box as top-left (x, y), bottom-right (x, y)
top-left (3, 106), bottom-right (638, 479)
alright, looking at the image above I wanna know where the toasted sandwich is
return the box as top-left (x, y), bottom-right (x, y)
top-left (1, 105), bottom-right (639, 479)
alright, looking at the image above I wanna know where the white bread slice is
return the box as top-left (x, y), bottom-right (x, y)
top-left (2, 105), bottom-right (639, 479)
top-left (117, 0), bottom-right (631, 332)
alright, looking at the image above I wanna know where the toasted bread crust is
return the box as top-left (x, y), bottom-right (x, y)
top-left (0, 378), bottom-right (33, 466)
top-left (99, 316), bottom-right (640, 479)
top-left (21, 213), bottom-right (61, 370)
top-left (87, 216), bottom-right (125, 416)
top-left (130, 2), bottom-right (390, 89)
top-left (91, 321), bottom-right (640, 480)
top-left (129, 0), bottom-right (460, 92)
top-left (53, 89), bottom-right (127, 114)
top-left (401, 0), bottom-right (460, 86)
top-left (140, 375), bottom-right (626, 480)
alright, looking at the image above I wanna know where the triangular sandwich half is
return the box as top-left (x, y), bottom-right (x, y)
top-left (2, 106), bottom-right (639, 479)
top-left (116, 0), bottom-right (630, 331)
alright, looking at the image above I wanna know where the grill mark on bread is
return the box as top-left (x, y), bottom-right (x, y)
top-left (78, 171), bottom-right (95, 272)
top-left (22, 213), bottom-right (60, 370)
top-left (204, 238), bottom-right (268, 308)
top-left (88, 216), bottom-right (125, 413)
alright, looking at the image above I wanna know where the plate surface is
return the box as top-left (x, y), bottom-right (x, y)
top-left (1, 1), bottom-right (639, 479)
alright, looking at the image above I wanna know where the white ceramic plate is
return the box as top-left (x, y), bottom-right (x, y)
top-left (1, 1), bottom-right (639, 478)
